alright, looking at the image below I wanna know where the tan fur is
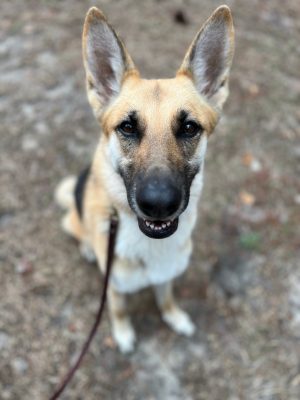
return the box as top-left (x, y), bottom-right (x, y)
top-left (62, 208), bottom-right (83, 241)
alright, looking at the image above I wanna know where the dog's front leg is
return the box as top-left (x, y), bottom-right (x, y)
top-left (92, 232), bottom-right (136, 354)
top-left (107, 287), bottom-right (136, 354)
top-left (154, 281), bottom-right (195, 337)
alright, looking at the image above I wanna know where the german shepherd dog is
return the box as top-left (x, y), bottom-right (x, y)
top-left (55, 5), bottom-right (234, 353)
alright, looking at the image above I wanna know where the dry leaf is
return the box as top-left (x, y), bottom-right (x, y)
top-left (68, 323), bottom-right (77, 333)
top-left (247, 83), bottom-right (260, 97)
top-left (239, 190), bottom-right (256, 206)
top-left (242, 152), bottom-right (254, 167)
top-left (242, 152), bottom-right (262, 172)
top-left (103, 335), bottom-right (116, 349)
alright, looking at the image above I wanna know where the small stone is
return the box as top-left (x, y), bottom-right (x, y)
top-left (36, 51), bottom-right (58, 67)
top-left (249, 159), bottom-right (262, 172)
top-left (22, 136), bottom-right (39, 151)
top-left (35, 121), bottom-right (49, 136)
top-left (293, 146), bottom-right (300, 159)
top-left (21, 104), bottom-right (35, 119)
top-left (294, 194), bottom-right (300, 205)
top-left (11, 357), bottom-right (29, 374)
top-left (2, 389), bottom-right (11, 400)
top-left (0, 211), bottom-right (14, 228)
top-left (0, 331), bottom-right (10, 350)
top-left (61, 302), bottom-right (73, 319)
top-left (15, 259), bottom-right (33, 274)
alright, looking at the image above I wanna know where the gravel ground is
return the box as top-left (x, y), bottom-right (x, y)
top-left (0, 1), bottom-right (299, 399)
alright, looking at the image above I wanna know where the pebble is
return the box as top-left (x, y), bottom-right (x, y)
top-left (294, 194), bottom-right (300, 205)
top-left (11, 357), bottom-right (29, 374)
top-left (21, 136), bottom-right (39, 151)
top-left (0, 331), bottom-right (10, 350)
top-left (15, 259), bottom-right (33, 274)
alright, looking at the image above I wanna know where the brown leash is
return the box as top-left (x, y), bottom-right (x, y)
top-left (49, 214), bottom-right (118, 399)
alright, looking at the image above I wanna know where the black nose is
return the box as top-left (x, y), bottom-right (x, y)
top-left (136, 173), bottom-right (182, 219)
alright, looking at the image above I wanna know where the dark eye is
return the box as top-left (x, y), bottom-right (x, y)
top-left (118, 121), bottom-right (136, 136)
top-left (181, 121), bottom-right (202, 138)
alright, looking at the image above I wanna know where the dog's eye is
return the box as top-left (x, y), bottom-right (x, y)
top-left (118, 121), bottom-right (136, 136)
top-left (181, 121), bottom-right (202, 138)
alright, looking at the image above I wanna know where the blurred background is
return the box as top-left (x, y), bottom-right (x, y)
top-left (0, 0), bottom-right (299, 399)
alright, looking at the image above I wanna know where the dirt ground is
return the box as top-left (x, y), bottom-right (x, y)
top-left (0, 0), bottom-right (299, 399)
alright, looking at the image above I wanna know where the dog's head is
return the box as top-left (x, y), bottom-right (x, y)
top-left (82, 6), bottom-right (234, 239)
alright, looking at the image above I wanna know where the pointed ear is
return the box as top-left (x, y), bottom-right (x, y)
top-left (82, 7), bottom-right (137, 117)
top-left (177, 5), bottom-right (234, 111)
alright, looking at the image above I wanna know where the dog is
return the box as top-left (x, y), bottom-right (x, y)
top-left (55, 5), bottom-right (234, 353)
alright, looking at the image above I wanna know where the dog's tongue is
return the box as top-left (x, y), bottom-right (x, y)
top-left (137, 217), bottom-right (178, 239)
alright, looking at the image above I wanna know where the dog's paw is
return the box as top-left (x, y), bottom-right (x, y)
top-left (112, 320), bottom-right (136, 354)
top-left (79, 243), bottom-right (96, 263)
top-left (162, 308), bottom-right (196, 337)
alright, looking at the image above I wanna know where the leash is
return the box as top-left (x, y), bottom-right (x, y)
top-left (49, 214), bottom-right (118, 399)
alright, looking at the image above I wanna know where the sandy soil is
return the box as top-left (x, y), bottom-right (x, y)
top-left (0, 1), bottom-right (299, 399)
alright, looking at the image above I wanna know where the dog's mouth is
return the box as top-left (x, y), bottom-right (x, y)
top-left (137, 217), bottom-right (179, 239)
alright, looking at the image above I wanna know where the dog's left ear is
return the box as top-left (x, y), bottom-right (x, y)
top-left (82, 7), bottom-right (137, 117)
top-left (177, 5), bottom-right (235, 111)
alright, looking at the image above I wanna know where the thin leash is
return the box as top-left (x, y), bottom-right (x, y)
top-left (49, 213), bottom-right (118, 400)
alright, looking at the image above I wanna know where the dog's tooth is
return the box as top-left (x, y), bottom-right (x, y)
top-left (162, 223), bottom-right (166, 229)
top-left (145, 221), bottom-right (150, 227)
top-left (150, 224), bottom-right (155, 229)
top-left (166, 221), bottom-right (171, 227)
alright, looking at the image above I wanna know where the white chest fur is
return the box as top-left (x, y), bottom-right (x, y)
top-left (110, 172), bottom-right (204, 293)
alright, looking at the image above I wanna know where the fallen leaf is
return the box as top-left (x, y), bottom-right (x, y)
top-left (68, 323), bottom-right (77, 333)
top-left (239, 190), bottom-right (256, 206)
top-left (103, 336), bottom-right (116, 349)
top-left (247, 83), bottom-right (260, 97)
top-left (242, 152), bottom-right (262, 172)
top-left (242, 152), bottom-right (254, 167)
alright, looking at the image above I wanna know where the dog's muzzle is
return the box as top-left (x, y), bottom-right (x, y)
top-left (135, 171), bottom-right (182, 239)
top-left (137, 217), bottom-right (179, 239)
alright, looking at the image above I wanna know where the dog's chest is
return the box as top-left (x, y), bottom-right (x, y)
top-left (110, 202), bottom-right (198, 293)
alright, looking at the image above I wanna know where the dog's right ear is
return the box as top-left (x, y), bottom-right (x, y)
top-left (82, 7), bottom-right (137, 117)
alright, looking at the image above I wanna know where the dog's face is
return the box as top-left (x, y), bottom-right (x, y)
top-left (82, 6), bottom-right (234, 239)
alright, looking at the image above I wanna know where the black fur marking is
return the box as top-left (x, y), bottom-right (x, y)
top-left (172, 109), bottom-right (203, 141)
top-left (74, 166), bottom-right (91, 219)
top-left (178, 109), bottom-right (189, 123)
top-left (116, 110), bottom-right (144, 141)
